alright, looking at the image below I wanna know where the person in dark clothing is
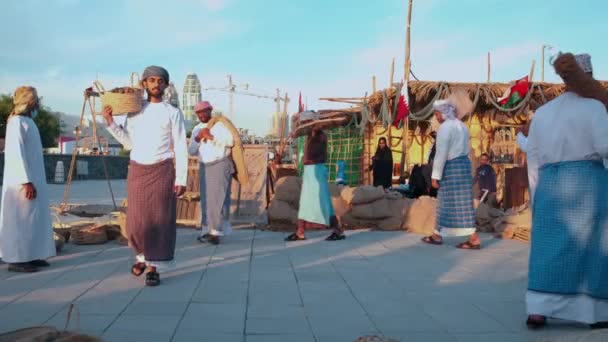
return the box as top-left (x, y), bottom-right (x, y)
top-left (369, 137), bottom-right (393, 189)
top-left (424, 131), bottom-right (438, 197)
top-left (474, 153), bottom-right (497, 200)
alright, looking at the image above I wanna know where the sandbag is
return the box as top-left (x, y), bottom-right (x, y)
top-left (377, 215), bottom-right (403, 231)
top-left (340, 186), bottom-right (356, 204)
top-left (273, 176), bottom-right (302, 206)
top-left (328, 183), bottom-right (344, 198)
top-left (402, 196), bottom-right (437, 235)
top-left (331, 195), bottom-right (349, 224)
top-left (268, 199), bottom-right (298, 223)
top-left (503, 209), bottom-right (531, 227)
top-left (351, 198), bottom-right (392, 220)
top-left (341, 212), bottom-right (377, 229)
top-left (351, 186), bottom-right (385, 205)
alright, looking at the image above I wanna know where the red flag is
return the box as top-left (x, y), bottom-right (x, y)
top-left (298, 92), bottom-right (304, 113)
top-left (392, 94), bottom-right (409, 127)
top-left (498, 76), bottom-right (529, 108)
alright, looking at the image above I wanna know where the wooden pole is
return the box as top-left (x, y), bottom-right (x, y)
top-left (487, 52), bottom-right (491, 83)
top-left (404, 0), bottom-right (413, 83)
top-left (401, 0), bottom-right (413, 175)
top-left (541, 46), bottom-right (545, 82)
top-left (372, 76), bottom-right (377, 93)
top-left (390, 58), bottom-right (395, 88)
top-left (529, 60), bottom-right (536, 83)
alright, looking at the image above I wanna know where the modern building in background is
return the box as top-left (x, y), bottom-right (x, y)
top-left (163, 82), bottom-right (179, 108)
top-left (181, 74), bottom-right (202, 123)
top-left (270, 112), bottom-right (290, 139)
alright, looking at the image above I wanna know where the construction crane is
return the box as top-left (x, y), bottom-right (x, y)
top-left (202, 75), bottom-right (289, 118)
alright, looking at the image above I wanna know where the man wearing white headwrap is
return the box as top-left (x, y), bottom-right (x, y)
top-left (421, 93), bottom-right (480, 249)
top-left (0, 86), bottom-right (56, 273)
top-left (525, 53), bottom-right (608, 329)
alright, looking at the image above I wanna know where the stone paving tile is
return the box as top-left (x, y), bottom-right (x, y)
top-left (122, 301), bottom-right (190, 316)
top-left (172, 330), bottom-right (243, 342)
top-left (0, 227), bottom-right (600, 341)
top-left (246, 334), bottom-right (316, 342)
top-left (420, 301), bottom-right (507, 334)
top-left (45, 312), bottom-right (116, 335)
top-left (246, 316), bottom-right (313, 335)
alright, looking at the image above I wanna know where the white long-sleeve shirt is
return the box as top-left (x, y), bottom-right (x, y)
top-left (527, 92), bottom-right (608, 200)
top-left (106, 101), bottom-right (188, 186)
top-left (432, 119), bottom-right (470, 180)
top-left (188, 121), bottom-right (234, 164)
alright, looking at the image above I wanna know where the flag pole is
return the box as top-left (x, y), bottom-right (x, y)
top-left (401, 0), bottom-right (413, 175)
top-left (487, 52), bottom-right (491, 83)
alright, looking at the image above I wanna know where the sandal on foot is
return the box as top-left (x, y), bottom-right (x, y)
top-left (456, 241), bottom-right (481, 250)
top-left (145, 271), bottom-right (161, 286)
top-left (526, 315), bottom-right (546, 329)
top-left (421, 235), bottom-right (443, 245)
top-left (8, 263), bottom-right (38, 273)
top-left (29, 259), bottom-right (50, 267)
top-left (590, 321), bottom-right (608, 329)
top-left (131, 262), bottom-right (147, 277)
top-left (285, 233), bottom-right (306, 241)
top-left (325, 232), bottom-right (346, 241)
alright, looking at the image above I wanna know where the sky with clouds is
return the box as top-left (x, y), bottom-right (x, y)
top-left (1, 0), bottom-right (606, 135)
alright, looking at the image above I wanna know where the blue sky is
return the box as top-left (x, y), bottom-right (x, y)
top-left (1, 0), bottom-right (607, 135)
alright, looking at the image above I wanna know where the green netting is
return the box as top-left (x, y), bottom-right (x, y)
top-left (297, 126), bottom-right (364, 186)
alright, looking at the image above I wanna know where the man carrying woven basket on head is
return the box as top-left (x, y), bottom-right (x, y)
top-left (0, 86), bottom-right (55, 273)
top-left (102, 66), bottom-right (188, 287)
top-left (524, 53), bottom-right (608, 330)
top-left (286, 120), bottom-right (344, 242)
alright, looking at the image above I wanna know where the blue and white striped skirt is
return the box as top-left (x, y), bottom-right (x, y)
top-left (436, 155), bottom-right (476, 236)
top-left (528, 160), bottom-right (608, 299)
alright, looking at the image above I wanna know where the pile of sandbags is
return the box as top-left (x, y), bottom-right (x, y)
top-left (475, 201), bottom-right (532, 242)
top-left (267, 181), bottom-right (414, 231)
top-left (267, 176), bottom-right (302, 230)
top-left (402, 196), bottom-right (437, 235)
top-left (340, 186), bottom-right (412, 231)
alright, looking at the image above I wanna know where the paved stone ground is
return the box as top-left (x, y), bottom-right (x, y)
top-left (0, 180), bottom-right (605, 341)
top-left (0, 228), bottom-right (605, 342)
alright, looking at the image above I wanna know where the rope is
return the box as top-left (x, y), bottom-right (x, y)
top-left (88, 99), bottom-right (118, 210)
top-left (483, 83), bottom-right (536, 113)
top-left (61, 97), bottom-right (88, 210)
top-left (62, 95), bottom-right (117, 211)
top-left (408, 82), bottom-right (448, 121)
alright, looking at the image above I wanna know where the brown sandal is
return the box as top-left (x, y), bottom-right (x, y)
top-left (422, 235), bottom-right (443, 245)
top-left (131, 262), bottom-right (146, 277)
top-left (456, 241), bottom-right (481, 250)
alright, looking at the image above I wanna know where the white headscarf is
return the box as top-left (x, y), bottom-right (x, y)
top-left (433, 99), bottom-right (457, 120)
top-left (575, 53), bottom-right (593, 74)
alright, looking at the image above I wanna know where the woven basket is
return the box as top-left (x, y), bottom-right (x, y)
top-left (71, 225), bottom-right (108, 245)
top-left (54, 232), bottom-right (65, 252)
top-left (94, 72), bottom-right (143, 115)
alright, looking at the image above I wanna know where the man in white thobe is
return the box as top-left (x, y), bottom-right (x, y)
top-left (525, 54), bottom-right (608, 329)
top-left (188, 101), bottom-right (234, 245)
top-left (0, 86), bottom-right (55, 273)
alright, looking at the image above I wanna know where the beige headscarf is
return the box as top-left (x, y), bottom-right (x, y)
top-left (10, 86), bottom-right (39, 117)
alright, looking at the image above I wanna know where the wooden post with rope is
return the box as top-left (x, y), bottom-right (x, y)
top-left (400, 0), bottom-right (413, 176)
top-left (61, 89), bottom-right (117, 212)
top-left (389, 58), bottom-right (395, 88)
top-left (487, 52), bottom-right (491, 83)
top-left (372, 76), bottom-right (377, 93)
top-left (529, 59), bottom-right (536, 83)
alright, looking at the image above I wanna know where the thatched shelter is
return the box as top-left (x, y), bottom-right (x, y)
top-left (293, 79), bottom-right (607, 208)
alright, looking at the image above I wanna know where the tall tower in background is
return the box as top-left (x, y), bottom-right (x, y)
top-left (182, 73), bottom-right (201, 122)
top-left (163, 82), bottom-right (179, 108)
